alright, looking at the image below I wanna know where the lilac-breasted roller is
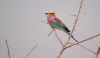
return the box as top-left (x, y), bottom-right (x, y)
top-left (45, 11), bottom-right (78, 42)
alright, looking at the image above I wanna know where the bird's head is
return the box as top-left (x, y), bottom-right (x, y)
top-left (45, 11), bottom-right (55, 16)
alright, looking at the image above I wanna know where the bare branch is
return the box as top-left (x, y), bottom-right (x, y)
top-left (57, 47), bottom-right (65, 58)
top-left (26, 44), bottom-right (38, 58)
top-left (77, 44), bottom-right (96, 54)
top-left (96, 47), bottom-right (100, 58)
top-left (48, 29), bottom-right (56, 37)
top-left (65, 34), bottom-right (100, 49)
top-left (57, 0), bottom-right (84, 58)
top-left (66, 42), bottom-right (96, 54)
top-left (57, 34), bottom-right (100, 58)
top-left (5, 39), bottom-right (11, 58)
top-left (39, 19), bottom-right (48, 24)
top-left (65, 0), bottom-right (83, 45)
top-left (54, 31), bottom-right (64, 47)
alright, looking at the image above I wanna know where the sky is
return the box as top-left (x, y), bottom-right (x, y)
top-left (0, 0), bottom-right (100, 58)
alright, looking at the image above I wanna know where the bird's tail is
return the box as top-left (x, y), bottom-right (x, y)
top-left (65, 31), bottom-right (79, 42)
top-left (71, 35), bottom-right (79, 42)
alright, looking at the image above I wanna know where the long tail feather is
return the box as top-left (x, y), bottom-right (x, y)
top-left (71, 35), bottom-right (79, 42)
top-left (64, 30), bottom-right (79, 42)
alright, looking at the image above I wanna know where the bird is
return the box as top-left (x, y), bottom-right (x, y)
top-left (45, 11), bottom-right (78, 42)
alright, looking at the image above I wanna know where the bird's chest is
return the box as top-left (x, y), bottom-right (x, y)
top-left (47, 17), bottom-right (56, 25)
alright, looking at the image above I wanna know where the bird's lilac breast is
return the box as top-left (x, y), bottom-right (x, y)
top-left (47, 16), bottom-right (56, 25)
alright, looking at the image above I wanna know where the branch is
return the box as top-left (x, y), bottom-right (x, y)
top-left (26, 44), bottom-right (38, 58)
top-left (57, 34), bottom-right (100, 58)
top-left (57, 0), bottom-right (84, 58)
top-left (5, 39), bottom-right (11, 58)
top-left (77, 44), bottom-right (96, 54)
top-left (65, 34), bottom-right (100, 49)
top-left (96, 47), bottom-right (100, 58)
top-left (48, 29), bottom-right (56, 36)
top-left (39, 19), bottom-right (48, 24)
top-left (57, 47), bottom-right (65, 58)
top-left (65, 42), bottom-right (96, 54)
top-left (65, 0), bottom-right (83, 45)
top-left (54, 31), bottom-right (64, 47)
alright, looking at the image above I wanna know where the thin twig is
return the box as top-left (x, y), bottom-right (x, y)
top-left (54, 31), bottom-right (64, 47)
top-left (96, 47), bottom-right (100, 58)
top-left (65, 0), bottom-right (83, 45)
top-left (77, 44), bottom-right (96, 54)
top-left (48, 29), bottom-right (56, 36)
top-left (65, 34), bottom-right (100, 49)
top-left (69, 15), bottom-right (77, 17)
top-left (66, 42), bottom-right (96, 54)
top-left (26, 44), bottom-right (38, 58)
top-left (39, 19), bottom-right (48, 24)
top-left (5, 39), bottom-right (11, 58)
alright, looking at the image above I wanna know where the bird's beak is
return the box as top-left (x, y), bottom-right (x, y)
top-left (44, 13), bottom-right (48, 15)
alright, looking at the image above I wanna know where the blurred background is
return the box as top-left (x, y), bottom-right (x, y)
top-left (0, 0), bottom-right (100, 58)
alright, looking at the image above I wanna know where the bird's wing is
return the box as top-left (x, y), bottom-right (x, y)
top-left (54, 17), bottom-right (70, 32)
